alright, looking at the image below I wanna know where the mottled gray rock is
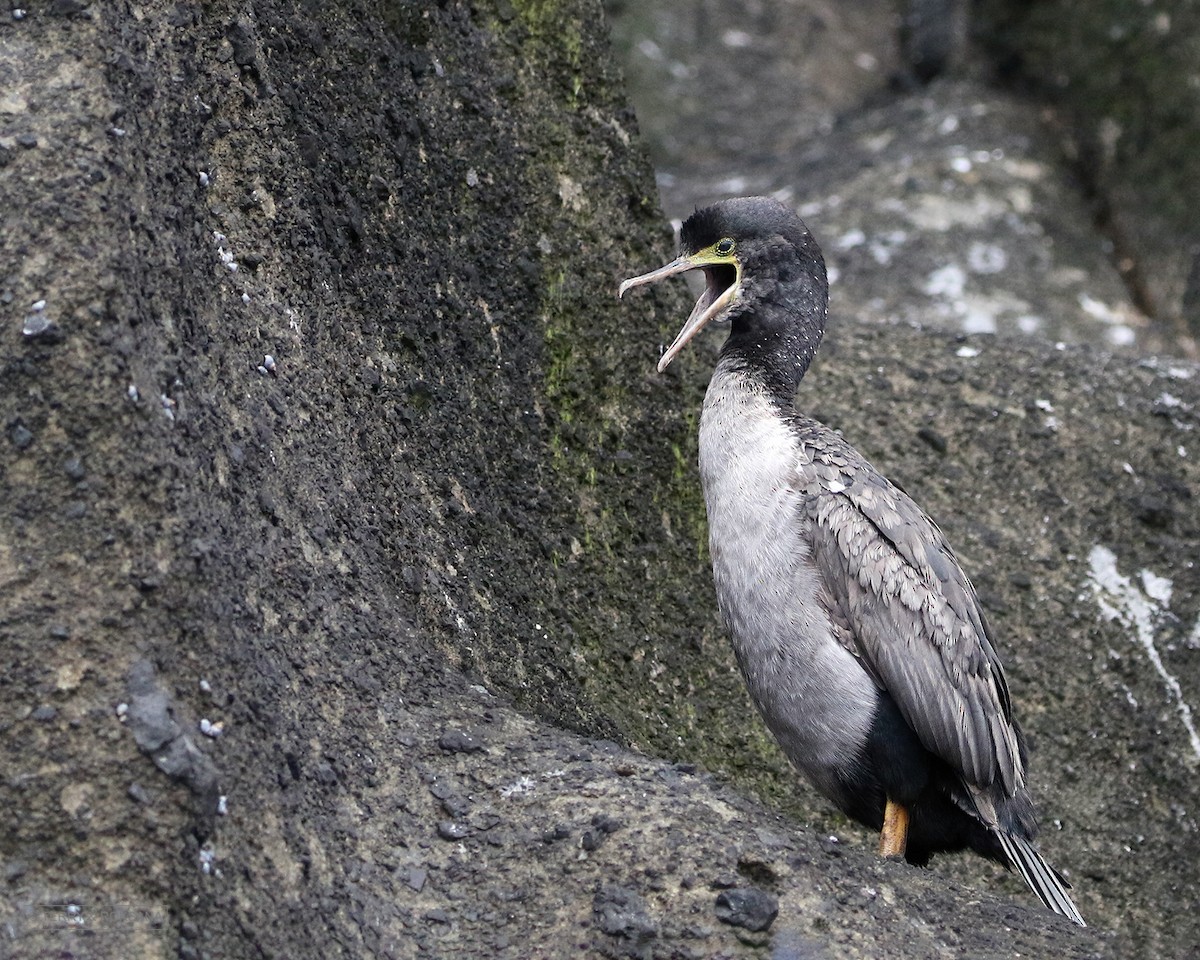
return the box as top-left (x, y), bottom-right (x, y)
top-left (593, 883), bottom-right (658, 957)
top-left (611, 1), bottom-right (1197, 354)
top-left (976, 0), bottom-right (1200, 340)
top-left (0, 2), bottom-right (1195, 960)
top-left (715, 886), bottom-right (780, 932)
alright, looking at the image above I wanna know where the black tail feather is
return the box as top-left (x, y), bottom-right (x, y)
top-left (997, 832), bottom-right (1086, 926)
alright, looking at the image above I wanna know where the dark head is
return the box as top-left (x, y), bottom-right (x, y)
top-left (619, 197), bottom-right (828, 399)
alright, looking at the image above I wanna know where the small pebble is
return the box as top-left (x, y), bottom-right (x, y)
top-left (714, 887), bottom-right (779, 933)
top-left (127, 384), bottom-right (140, 402)
top-left (916, 426), bottom-right (947, 454)
top-left (9, 423), bottom-right (33, 450)
top-left (128, 782), bottom-right (151, 804)
top-left (216, 795), bottom-right (228, 816)
top-left (437, 821), bottom-right (470, 841)
top-left (438, 729), bottom-right (484, 754)
top-left (13, 9), bottom-right (27, 20)
top-left (198, 171), bottom-right (210, 187)
top-left (199, 678), bottom-right (212, 693)
top-left (31, 705), bottom-right (57, 722)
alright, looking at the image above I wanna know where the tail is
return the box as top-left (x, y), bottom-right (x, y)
top-left (996, 832), bottom-right (1086, 926)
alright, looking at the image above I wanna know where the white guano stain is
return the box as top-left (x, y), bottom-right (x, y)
top-left (1087, 545), bottom-right (1200, 762)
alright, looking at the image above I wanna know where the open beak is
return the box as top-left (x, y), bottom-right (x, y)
top-left (619, 255), bottom-right (740, 372)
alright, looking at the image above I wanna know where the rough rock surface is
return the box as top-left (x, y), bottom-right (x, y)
top-left (1, 2), bottom-right (1198, 959)
top-left (675, 79), bottom-right (1155, 353)
top-left (612, 0), bottom-right (1200, 353)
top-left (976, 0), bottom-right (1200, 341)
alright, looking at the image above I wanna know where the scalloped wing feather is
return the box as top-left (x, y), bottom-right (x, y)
top-left (793, 422), bottom-right (1024, 803)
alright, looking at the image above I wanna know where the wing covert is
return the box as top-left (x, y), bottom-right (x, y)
top-left (793, 426), bottom-right (1024, 799)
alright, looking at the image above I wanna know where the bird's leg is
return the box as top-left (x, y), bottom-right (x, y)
top-left (879, 798), bottom-right (910, 859)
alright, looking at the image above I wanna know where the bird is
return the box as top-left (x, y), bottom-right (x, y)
top-left (618, 196), bottom-right (1084, 926)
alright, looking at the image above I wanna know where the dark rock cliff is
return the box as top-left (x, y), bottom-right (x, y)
top-left (1, 2), bottom-right (1196, 957)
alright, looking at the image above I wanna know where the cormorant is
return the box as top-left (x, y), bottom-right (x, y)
top-left (619, 196), bottom-right (1084, 926)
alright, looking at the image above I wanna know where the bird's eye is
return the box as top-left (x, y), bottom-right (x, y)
top-left (714, 238), bottom-right (735, 256)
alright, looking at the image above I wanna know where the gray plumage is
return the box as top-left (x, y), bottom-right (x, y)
top-left (620, 196), bottom-right (1084, 926)
top-left (701, 359), bottom-right (1020, 817)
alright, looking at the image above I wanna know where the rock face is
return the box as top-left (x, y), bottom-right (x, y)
top-left (0, 2), bottom-right (1197, 959)
top-left (975, 0), bottom-right (1200, 341)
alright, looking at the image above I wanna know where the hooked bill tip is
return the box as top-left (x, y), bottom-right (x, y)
top-left (617, 276), bottom-right (639, 299)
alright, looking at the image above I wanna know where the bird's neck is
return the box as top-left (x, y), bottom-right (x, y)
top-left (720, 281), bottom-right (828, 410)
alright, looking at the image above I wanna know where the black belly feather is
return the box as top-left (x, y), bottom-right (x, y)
top-left (834, 692), bottom-right (1025, 867)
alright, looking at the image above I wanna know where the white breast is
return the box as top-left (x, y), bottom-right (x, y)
top-left (698, 362), bottom-right (877, 794)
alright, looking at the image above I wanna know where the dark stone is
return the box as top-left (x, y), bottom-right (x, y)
top-left (714, 887), bottom-right (779, 933)
top-left (541, 824), bottom-right (571, 843)
top-left (1133, 494), bottom-right (1173, 529)
top-left (227, 20), bottom-right (258, 69)
top-left (439, 793), bottom-right (470, 819)
top-left (31, 705), bottom-right (58, 722)
top-left (8, 422), bottom-right (34, 450)
top-left (592, 884), bottom-right (657, 954)
top-left (1009, 571), bottom-right (1033, 590)
top-left (438, 729), bottom-right (485, 754)
top-left (917, 426), bottom-right (948, 454)
top-left (437, 821), bottom-right (470, 841)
